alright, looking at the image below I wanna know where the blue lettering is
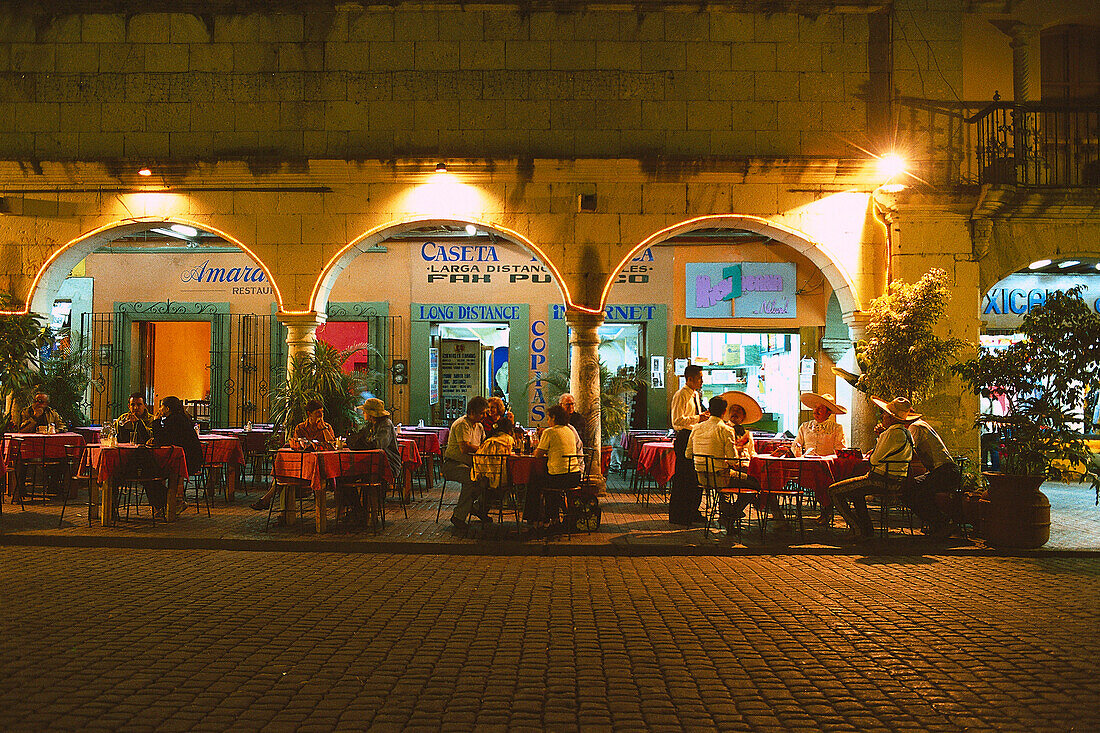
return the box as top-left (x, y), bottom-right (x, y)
top-left (631, 248), bottom-right (654, 262)
top-left (551, 304), bottom-right (565, 320)
top-left (531, 405), bottom-right (545, 421)
top-left (1028, 289), bottom-right (1046, 312)
top-left (531, 353), bottom-right (546, 369)
top-left (204, 267), bottom-right (227, 283)
top-left (532, 319), bottom-right (546, 337)
top-left (1007, 289), bottom-right (1027, 314)
top-left (983, 291), bottom-right (1001, 315)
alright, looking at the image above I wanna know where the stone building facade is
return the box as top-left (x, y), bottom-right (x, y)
top-left (0, 0), bottom-right (1096, 457)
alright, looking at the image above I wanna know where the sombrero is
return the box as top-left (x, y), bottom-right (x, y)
top-left (871, 396), bottom-right (921, 422)
top-left (717, 391), bottom-right (763, 425)
top-left (800, 392), bottom-right (847, 415)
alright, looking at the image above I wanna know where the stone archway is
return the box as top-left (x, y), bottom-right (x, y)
top-left (602, 214), bottom-right (863, 318)
top-left (23, 217), bottom-right (281, 316)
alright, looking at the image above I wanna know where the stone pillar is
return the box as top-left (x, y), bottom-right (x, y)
top-left (565, 308), bottom-right (605, 493)
top-left (278, 311), bottom-right (327, 372)
top-left (842, 312), bottom-right (879, 451)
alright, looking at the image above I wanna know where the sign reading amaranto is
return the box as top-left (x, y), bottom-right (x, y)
top-left (181, 259), bottom-right (271, 295)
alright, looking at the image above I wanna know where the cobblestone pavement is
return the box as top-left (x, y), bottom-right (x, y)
top-left (4, 472), bottom-right (1098, 552)
top-left (0, 548), bottom-right (1097, 731)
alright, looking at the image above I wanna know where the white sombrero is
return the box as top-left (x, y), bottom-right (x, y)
top-left (800, 392), bottom-right (847, 415)
top-left (871, 396), bottom-right (921, 422)
top-left (717, 391), bottom-right (763, 425)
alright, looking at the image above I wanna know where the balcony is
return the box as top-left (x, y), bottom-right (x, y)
top-left (897, 98), bottom-right (1100, 188)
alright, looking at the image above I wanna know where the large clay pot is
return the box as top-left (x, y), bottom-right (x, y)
top-left (979, 472), bottom-right (1050, 548)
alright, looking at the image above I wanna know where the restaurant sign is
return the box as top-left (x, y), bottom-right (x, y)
top-left (982, 273), bottom-right (1100, 329)
top-left (685, 262), bottom-right (796, 319)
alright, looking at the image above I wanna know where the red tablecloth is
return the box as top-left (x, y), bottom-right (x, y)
top-left (753, 437), bottom-right (793, 455)
top-left (2, 432), bottom-right (86, 470)
top-left (72, 426), bottom-right (102, 445)
top-left (507, 454), bottom-right (545, 485)
top-left (637, 440), bottom-right (676, 487)
top-left (210, 428), bottom-right (274, 453)
top-left (274, 449), bottom-right (392, 494)
top-left (199, 434), bottom-right (246, 465)
top-left (747, 453), bottom-right (870, 506)
top-left (409, 426), bottom-right (449, 448)
top-left (398, 430), bottom-right (442, 456)
top-left (397, 438), bottom-right (421, 468)
top-left (82, 444), bottom-right (188, 484)
top-left (620, 429), bottom-right (669, 451)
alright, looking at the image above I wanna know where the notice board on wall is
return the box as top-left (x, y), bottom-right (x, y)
top-left (440, 338), bottom-right (483, 422)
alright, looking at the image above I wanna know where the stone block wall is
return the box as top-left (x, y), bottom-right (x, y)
top-left (0, 4), bottom-right (876, 162)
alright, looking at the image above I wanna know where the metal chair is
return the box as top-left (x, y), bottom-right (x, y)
top-left (267, 450), bottom-right (314, 530)
top-left (471, 451), bottom-right (518, 532)
top-left (695, 454), bottom-right (725, 538)
top-left (865, 459), bottom-right (913, 536)
top-left (114, 447), bottom-right (170, 527)
top-left (11, 436), bottom-right (66, 507)
top-left (760, 457), bottom-right (806, 541)
top-left (336, 451), bottom-right (388, 533)
top-left (58, 443), bottom-right (92, 528)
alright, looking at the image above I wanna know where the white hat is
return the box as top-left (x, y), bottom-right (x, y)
top-left (872, 396), bottom-right (921, 422)
top-left (800, 392), bottom-right (847, 415)
top-left (717, 391), bottom-right (763, 425)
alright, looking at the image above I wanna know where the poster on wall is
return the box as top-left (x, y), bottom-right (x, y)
top-left (439, 339), bottom-right (482, 422)
top-left (686, 262), bottom-right (796, 319)
top-left (429, 347), bottom-right (439, 405)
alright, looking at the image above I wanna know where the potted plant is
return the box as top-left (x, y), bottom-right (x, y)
top-left (952, 287), bottom-right (1100, 547)
top-left (269, 341), bottom-right (384, 439)
top-left (854, 268), bottom-right (965, 403)
top-left (0, 294), bottom-right (49, 430)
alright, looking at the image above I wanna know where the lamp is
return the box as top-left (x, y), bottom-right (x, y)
top-left (435, 162), bottom-right (447, 173)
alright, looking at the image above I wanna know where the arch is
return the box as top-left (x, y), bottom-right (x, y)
top-left (309, 217), bottom-right (571, 314)
top-left (10, 216), bottom-right (282, 316)
top-left (599, 214), bottom-right (863, 317)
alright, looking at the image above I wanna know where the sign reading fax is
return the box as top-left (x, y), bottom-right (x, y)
top-left (686, 262), bottom-right (796, 319)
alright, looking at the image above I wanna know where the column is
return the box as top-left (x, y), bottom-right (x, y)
top-left (565, 308), bottom-right (605, 493)
top-left (842, 312), bottom-right (878, 451)
top-left (278, 311), bottom-right (327, 372)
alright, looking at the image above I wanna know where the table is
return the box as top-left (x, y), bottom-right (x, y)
top-left (273, 448), bottom-right (394, 533)
top-left (199, 434), bottom-right (246, 501)
top-left (396, 438), bottom-right (422, 499)
top-left (210, 427), bottom-right (274, 454)
top-left (2, 432), bottom-right (86, 499)
top-left (753, 437), bottom-right (793, 455)
top-left (507, 454), bottom-right (544, 487)
top-left (410, 426), bottom-right (449, 449)
top-left (82, 444), bottom-right (188, 525)
top-left (399, 429), bottom-right (442, 494)
top-left (72, 426), bottom-right (102, 444)
top-left (747, 452), bottom-right (868, 507)
top-left (636, 440), bottom-right (676, 488)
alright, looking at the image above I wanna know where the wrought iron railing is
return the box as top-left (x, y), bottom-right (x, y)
top-left (896, 97), bottom-right (1100, 187)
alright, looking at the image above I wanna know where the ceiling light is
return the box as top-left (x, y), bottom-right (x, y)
top-left (876, 153), bottom-right (906, 180)
top-left (137, 168), bottom-right (152, 177)
top-left (435, 162), bottom-right (447, 173)
top-left (877, 183), bottom-right (908, 193)
top-left (150, 227), bottom-right (195, 242)
top-left (464, 224), bottom-right (477, 236)
top-left (170, 224), bottom-right (198, 237)
top-left (1028, 259), bottom-right (1051, 270)
top-left (1058, 260), bottom-right (1080, 269)
top-left (1095, 263), bottom-right (1100, 271)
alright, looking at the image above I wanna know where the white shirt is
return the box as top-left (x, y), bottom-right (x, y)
top-left (537, 424), bottom-right (584, 475)
top-left (870, 423), bottom-right (913, 478)
top-left (444, 415), bottom-right (484, 465)
top-left (792, 419), bottom-right (846, 457)
top-left (671, 385), bottom-right (703, 432)
top-left (687, 417), bottom-right (755, 485)
top-left (908, 419), bottom-right (953, 471)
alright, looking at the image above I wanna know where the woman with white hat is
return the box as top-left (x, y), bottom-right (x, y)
top-left (792, 393), bottom-right (847, 457)
top-left (349, 397), bottom-right (402, 488)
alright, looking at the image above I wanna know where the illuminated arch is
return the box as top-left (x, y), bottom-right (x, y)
top-left (597, 214), bottom-right (863, 317)
top-left (11, 217), bottom-right (282, 316)
top-left (310, 217), bottom-right (571, 314)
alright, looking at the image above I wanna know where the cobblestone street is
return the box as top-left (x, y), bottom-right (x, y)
top-left (1, 548), bottom-right (1096, 731)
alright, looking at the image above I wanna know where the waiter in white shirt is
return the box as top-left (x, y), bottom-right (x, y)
top-left (669, 364), bottom-right (709, 525)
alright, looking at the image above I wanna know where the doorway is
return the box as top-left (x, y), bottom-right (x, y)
top-left (138, 321), bottom-right (212, 407)
top-left (431, 322), bottom-right (510, 423)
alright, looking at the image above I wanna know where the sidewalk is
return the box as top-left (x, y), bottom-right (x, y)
top-left (2, 471), bottom-right (1097, 554)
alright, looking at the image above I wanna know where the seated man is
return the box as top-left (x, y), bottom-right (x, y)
top-left (686, 395), bottom-right (760, 532)
top-left (903, 415), bottom-right (960, 538)
top-left (290, 399), bottom-right (335, 451)
top-left (828, 396), bottom-right (916, 541)
top-left (115, 392), bottom-right (155, 444)
top-left (18, 392), bottom-right (65, 433)
top-left (445, 396), bottom-right (490, 530)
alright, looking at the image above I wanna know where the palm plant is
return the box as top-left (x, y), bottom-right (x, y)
top-left (535, 362), bottom-right (644, 444)
top-left (30, 332), bottom-right (94, 427)
top-left (0, 294), bottom-right (48, 429)
top-left (269, 341), bottom-right (383, 437)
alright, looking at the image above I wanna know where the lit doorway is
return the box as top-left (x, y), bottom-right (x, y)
top-left (431, 322), bottom-right (510, 423)
top-left (138, 321), bottom-right (212, 407)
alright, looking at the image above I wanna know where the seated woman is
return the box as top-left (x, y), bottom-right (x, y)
top-left (150, 396), bottom-right (205, 512)
top-left (347, 397), bottom-right (402, 489)
top-left (290, 399), bottom-right (335, 451)
top-left (791, 392), bottom-right (847, 457)
top-left (525, 404), bottom-right (583, 532)
top-left (471, 417), bottom-right (516, 511)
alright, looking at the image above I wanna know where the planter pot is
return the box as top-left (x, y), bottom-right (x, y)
top-left (979, 472), bottom-right (1050, 549)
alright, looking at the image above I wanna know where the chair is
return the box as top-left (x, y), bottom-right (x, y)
top-left (59, 443), bottom-right (92, 528)
top-left (11, 436), bottom-right (66, 507)
top-left (695, 454), bottom-right (725, 538)
top-left (865, 459), bottom-right (913, 537)
top-left (197, 440), bottom-right (231, 506)
top-left (114, 447), bottom-right (170, 527)
top-left (760, 458), bottom-right (806, 541)
top-left (184, 443), bottom-right (216, 516)
top-left (471, 451), bottom-right (518, 531)
top-left (336, 451), bottom-right (388, 533)
top-left (539, 454), bottom-right (591, 538)
top-left (267, 450), bottom-right (314, 531)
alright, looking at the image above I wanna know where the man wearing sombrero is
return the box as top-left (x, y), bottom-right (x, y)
top-left (792, 392), bottom-right (847, 458)
top-left (828, 396), bottom-right (916, 541)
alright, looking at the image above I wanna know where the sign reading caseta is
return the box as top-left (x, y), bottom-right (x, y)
top-left (421, 241), bottom-right (552, 285)
top-left (686, 262), bottom-right (796, 318)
